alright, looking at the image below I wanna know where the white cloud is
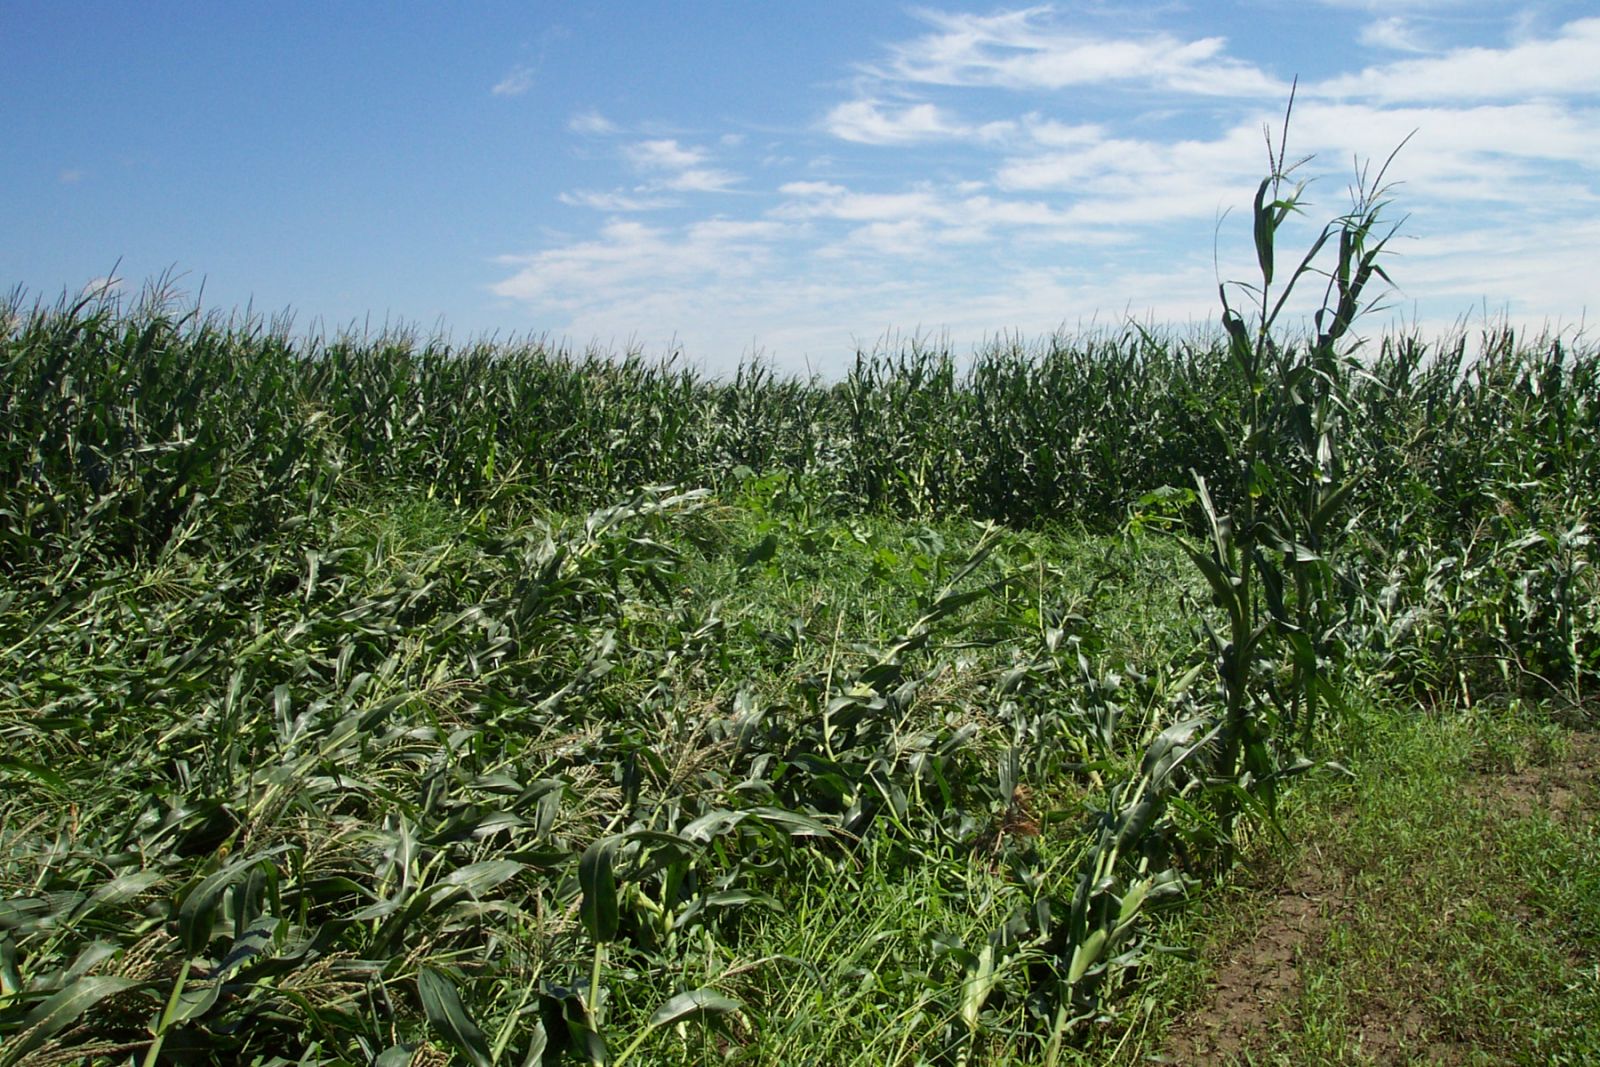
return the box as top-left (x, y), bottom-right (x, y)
top-left (658, 168), bottom-right (741, 192)
top-left (1310, 0), bottom-right (1514, 9)
top-left (492, 65), bottom-right (536, 97)
top-left (1022, 116), bottom-right (1106, 148)
top-left (491, 218), bottom-right (789, 312)
top-left (494, 235), bottom-right (1234, 374)
top-left (777, 180), bottom-right (848, 197)
top-left (995, 121), bottom-right (1269, 225)
top-left (869, 7), bottom-right (1285, 96)
top-left (569, 111), bottom-right (619, 135)
top-left (1286, 100), bottom-right (1600, 191)
top-left (1365, 215), bottom-right (1599, 337)
top-left (774, 179), bottom-right (1110, 246)
top-left (826, 219), bottom-right (939, 255)
top-left (617, 138), bottom-right (742, 192)
top-left (626, 139), bottom-right (708, 170)
top-left (58, 168), bottom-right (85, 184)
top-left (776, 183), bottom-right (944, 222)
top-left (769, 177), bottom-right (1137, 272)
top-left (1358, 17), bottom-right (1433, 52)
top-left (559, 190), bottom-right (675, 212)
top-left (824, 100), bottom-right (1014, 144)
top-left (1314, 16), bottom-right (1600, 101)
top-left (991, 92), bottom-right (1600, 229)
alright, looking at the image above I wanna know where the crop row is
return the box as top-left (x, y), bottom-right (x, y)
top-left (5, 288), bottom-right (1594, 574)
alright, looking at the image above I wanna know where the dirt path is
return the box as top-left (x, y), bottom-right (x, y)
top-left (1162, 730), bottom-right (1600, 1064)
top-left (1162, 854), bottom-right (1347, 1062)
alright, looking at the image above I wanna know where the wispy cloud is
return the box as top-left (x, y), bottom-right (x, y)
top-left (658, 169), bottom-right (741, 192)
top-left (824, 100), bottom-right (1014, 144)
top-left (1309, 0), bottom-right (1518, 10)
top-left (58, 168), bottom-right (85, 184)
top-left (622, 138), bottom-right (741, 192)
top-left (626, 139), bottom-right (708, 170)
top-left (1287, 100), bottom-right (1600, 193)
top-left (1358, 17), bottom-right (1433, 53)
top-left (491, 64), bottom-right (536, 97)
top-left (774, 179), bottom-right (1115, 253)
top-left (1313, 16), bottom-right (1600, 101)
top-left (558, 190), bottom-right (676, 212)
top-left (492, 218), bottom-right (789, 313)
top-left (1392, 214), bottom-right (1600, 323)
top-left (569, 110), bottom-right (619, 135)
top-left (868, 7), bottom-right (1284, 96)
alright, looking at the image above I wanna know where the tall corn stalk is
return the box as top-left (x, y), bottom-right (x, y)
top-left (1194, 85), bottom-right (1409, 836)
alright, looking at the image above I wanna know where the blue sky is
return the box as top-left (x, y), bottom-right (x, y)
top-left (4, 2), bottom-right (1597, 374)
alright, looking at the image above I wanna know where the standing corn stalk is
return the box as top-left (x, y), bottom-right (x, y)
top-left (1194, 81), bottom-right (1410, 839)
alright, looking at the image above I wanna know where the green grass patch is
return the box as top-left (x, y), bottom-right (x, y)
top-left (1142, 703), bottom-right (1600, 1065)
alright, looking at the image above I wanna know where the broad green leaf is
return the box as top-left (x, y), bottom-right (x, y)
top-left (0, 756), bottom-right (67, 793)
top-left (647, 987), bottom-right (741, 1028)
top-left (579, 836), bottom-right (620, 944)
top-left (1116, 880), bottom-right (1151, 928)
top-left (746, 806), bottom-right (833, 837)
top-left (521, 1019), bottom-right (549, 1067)
top-left (88, 870), bottom-right (163, 910)
top-left (1252, 176), bottom-right (1276, 285)
top-left (418, 966), bottom-right (494, 1067)
top-left (1067, 927), bottom-right (1108, 986)
top-left (959, 943), bottom-right (997, 1032)
top-left (441, 859), bottom-right (523, 896)
top-left (0, 936), bottom-right (20, 998)
top-left (173, 846), bottom-right (289, 957)
top-left (1, 976), bottom-right (141, 1067)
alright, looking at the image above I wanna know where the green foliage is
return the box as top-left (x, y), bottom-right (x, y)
top-left (1, 116), bottom-right (1596, 1064)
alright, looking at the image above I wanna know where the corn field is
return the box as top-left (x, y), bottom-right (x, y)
top-left (2, 158), bottom-right (1596, 1065)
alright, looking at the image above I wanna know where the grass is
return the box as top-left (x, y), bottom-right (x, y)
top-left (1137, 701), bottom-right (1600, 1065)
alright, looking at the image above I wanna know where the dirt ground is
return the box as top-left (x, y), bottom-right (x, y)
top-left (1161, 730), bottom-right (1599, 1064)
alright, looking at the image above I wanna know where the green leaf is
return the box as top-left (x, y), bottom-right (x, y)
top-left (88, 870), bottom-right (164, 910)
top-left (551, 989), bottom-right (609, 1064)
top-left (521, 1019), bottom-right (549, 1067)
top-left (1179, 541), bottom-right (1241, 626)
top-left (746, 806), bottom-right (834, 838)
top-left (1, 976), bottom-right (141, 1067)
top-left (579, 836), bottom-right (621, 944)
top-left (418, 966), bottom-right (494, 1067)
top-left (1253, 176), bottom-right (1276, 285)
top-left (647, 987), bottom-right (741, 1028)
top-left (0, 897), bottom-right (48, 929)
top-left (1116, 879), bottom-right (1151, 930)
top-left (0, 936), bottom-right (20, 998)
top-left (959, 943), bottom-right (997, 1033)
top-left (738, 532), bottom-right (779, 570)
top-left (441, 859), bottom-right (524, 896)
top-left (0, 756), bottom-right (68, 793)
top-left (1067, 927), bottom-right (1108, 986)
top-left (176, 849), bottom-right (286, 956)
top-left (1220, 308), bottom-right (1254, 378)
